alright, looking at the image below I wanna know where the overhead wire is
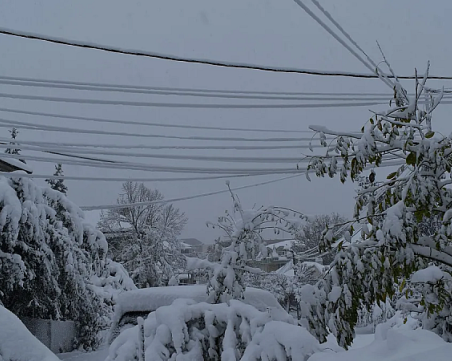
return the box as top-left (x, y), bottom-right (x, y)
top-left (0, 172), bottom-right (278, 183)
top-left (80, 174), bottom-right (304, 211)
top-left (0, 152), bottom-right (311, 174)
top-left (0, 137), bottom-right (322, 151)
top-left (0, 118), bottom-right (322, 142)
top-left (309, 0), bottom-right (394, 89)
top-left (291, 0), bottom-right (392, 90)
top-left (0, 143), bottom-right (318, 164)
top-left (0, 91), bottom-right (387, 108)
top-left (0, 27), bottom-right (451, 79)
top-left (0, 151), bottom-right (403, 175)
top-left (0, 107), bottom-right (313, 134)
top-left (0, 78), bottom-right (399, 101)
top-left (80, 159), bottom-right (405, 210)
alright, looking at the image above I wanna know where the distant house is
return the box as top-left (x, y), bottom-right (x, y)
top-left (253, 240), bottom-right (296, 273)
top-left (179, 238), bottom-right (209, 257)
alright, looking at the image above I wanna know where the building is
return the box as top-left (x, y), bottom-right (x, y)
top-left (179, 238), bottom-right (209, 258)
top-left (253, 240), bottom-right (296, 273)
top-left (0, 157), bottom-right (33, 174)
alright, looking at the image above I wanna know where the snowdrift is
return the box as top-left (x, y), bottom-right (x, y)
top-left (308, 320), bottom-right (452, 361)
top-left (0, 305), bottom-right (60, 361)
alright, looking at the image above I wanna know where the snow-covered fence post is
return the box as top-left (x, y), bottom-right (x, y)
top-left (137, 317), bottom-right (145, 361)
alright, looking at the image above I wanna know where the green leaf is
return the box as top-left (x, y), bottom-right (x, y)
top-left (425, 131), bottom-right (435, 139)
top-left (406, 152), bottom-right (416, 166)
top-left (387, 171), bottom-right (397, 180)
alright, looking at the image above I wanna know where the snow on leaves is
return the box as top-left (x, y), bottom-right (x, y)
top-left (107, 299), bottom-right (318, 361)
top-left (302, 64), bottom-right (452, 347)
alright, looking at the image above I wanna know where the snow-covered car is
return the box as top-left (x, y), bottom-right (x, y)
top-left (0, 305), bottom-right (60, 361)
top-left (108, 285), bottom-right (290, 343)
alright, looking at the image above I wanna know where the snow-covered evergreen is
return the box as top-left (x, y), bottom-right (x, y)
top-left (0, 175), bottom-right (135, 349)
top-left (46, 163), bottom-right (68, 195)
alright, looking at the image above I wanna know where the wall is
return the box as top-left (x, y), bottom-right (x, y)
top-left (20, 317), bottom-right (76, 353)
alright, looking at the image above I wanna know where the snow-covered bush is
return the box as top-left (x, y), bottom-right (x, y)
top-left (0, 176), bottom-right (135, 349)
top-left (107, 298), bottom-right (318, 361)
top-left (356, 299), bottom-right (396, 330)
top-left (303, 63), bottom-right (452, 347)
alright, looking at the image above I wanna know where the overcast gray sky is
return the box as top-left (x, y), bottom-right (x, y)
top-left (0, 0), bottom-right (450, 243)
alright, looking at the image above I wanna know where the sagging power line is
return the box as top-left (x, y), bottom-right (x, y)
top-left (0, 26), bottom-right (451, 79)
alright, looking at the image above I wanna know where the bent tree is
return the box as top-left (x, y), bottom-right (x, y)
top-left (304, 64), bottom-right (452, 347)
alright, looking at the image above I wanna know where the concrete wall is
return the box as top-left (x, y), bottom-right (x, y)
top-left (21, 317), bottom-right (76, 353)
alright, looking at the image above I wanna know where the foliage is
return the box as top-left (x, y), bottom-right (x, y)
top-left (304, 64), bottom-right (452, 347)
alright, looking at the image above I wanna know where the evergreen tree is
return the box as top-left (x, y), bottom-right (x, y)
top-left (0, 176), bottom-right (135, 350)
top-left (4, 127), bottom-right (20, 155)
top-left (46, 164), bottom-right (68, 195)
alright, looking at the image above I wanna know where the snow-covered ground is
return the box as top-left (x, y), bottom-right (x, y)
top-left (56, 323), bottom-right (450, 361)
top-left (58, 346), bottom-right (108, 361)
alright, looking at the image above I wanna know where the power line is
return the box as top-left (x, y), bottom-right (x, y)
top-left (80, 174), bottom-right (303, 211)
top-left (0, 118), bottom-right (320, 142)
top-left (292, 0), bottom-right (391, 90)
top-left (308, 0), bottom-right (394, 89)
top-left (0, 107), bottom-right (313, 134)
top-left (0, 75), bottom-right (394, 96)
top-left (1, 152), bottom-right (308, 175)
top-left (0, 91), bottom-right (387, 108)
top-left (0, 26), bottom-right (451, 80)
top-left (0, 152), bottom-right (403, 175)
top-left (79, 159), bottom-right (405, 210)
top-left (1, 74), bottom-right (448, 97)
top-left (0, 78), bottom-right (398, 101)
top-left (0, 143), bottom-right (316, 164)
top-left (0, 172), bottom-right (273, 183)
top-left (0, 136), bottom-right (321, 151)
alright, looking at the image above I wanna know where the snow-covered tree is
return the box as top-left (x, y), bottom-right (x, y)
top-left (303, 63), bottom-right (452, 347)
top-left (0, 176), bottom-right (135, 350)
top-left (293, 213), bottom-right (346, 264)
top-left (189, 184), bottom-right (306, 303)
top-left (98, 182), bottom-right (187, 288)
top-left (46, 163), bottom-right (68, 195)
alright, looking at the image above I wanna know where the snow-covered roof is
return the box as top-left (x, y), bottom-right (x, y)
top-left (302, 261), bottom-right (328, 274)
top-left (113, 285), bottom-right (285, 323)
top-left (275, 260), bottom-right (295, 277)
top-left (179, 238), bottom-right (204, 246)
top-left (266, 240), bottom-right (295, 250)
top-left (275, 260), bottom-right (327, 278)
top-left (332, 226), bottom-right (366, 248)
top-left (0, 158), bottom-right (33, 174)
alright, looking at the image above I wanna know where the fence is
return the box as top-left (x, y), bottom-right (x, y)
top-left (20, 317), bottom-right (76, 353)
